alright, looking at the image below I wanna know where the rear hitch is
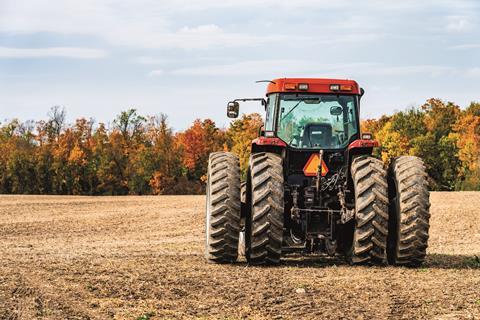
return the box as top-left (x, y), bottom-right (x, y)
top-left (338, 188), bottom-right (355, 224)
top-left (290, 186), bottom-right (301, 222)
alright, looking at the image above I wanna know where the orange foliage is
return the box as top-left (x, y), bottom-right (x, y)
top-left (176, 119), bottom-right (226, 181)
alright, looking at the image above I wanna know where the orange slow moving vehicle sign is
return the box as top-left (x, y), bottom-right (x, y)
top-left (303, 154), bottom-right (329, 177)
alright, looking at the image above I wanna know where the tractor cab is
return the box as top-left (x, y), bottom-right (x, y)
top-left (227, 79), bottom-right (375, 186)
top-left (227, 78), bottom-right (369, 150)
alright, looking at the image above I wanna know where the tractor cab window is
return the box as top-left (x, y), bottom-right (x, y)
top-left (264, 94), bottom-right (277, 131)
top-left (276, 94), bottom-right (358, 149)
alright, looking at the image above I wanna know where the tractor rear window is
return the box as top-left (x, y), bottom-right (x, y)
top-left (277, 94), bottom-right (358, 149)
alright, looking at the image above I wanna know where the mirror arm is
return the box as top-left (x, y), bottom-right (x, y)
top-left (227, 97), bottom-right (266, 119)
top-left (233, 98), bottom-right (266, 106)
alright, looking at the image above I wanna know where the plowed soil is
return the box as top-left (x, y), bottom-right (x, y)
top-left (0, 192), bottom-right (479, 319)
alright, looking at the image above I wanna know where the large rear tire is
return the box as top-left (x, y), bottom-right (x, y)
top-left (246, 152), bottom-right (284, 265)
top-left (387, 156), bottom-right (430, 267)
top-left (347, 156), bottom-right (389, 265)
top-left (205, 152), bottom-right (241, 263)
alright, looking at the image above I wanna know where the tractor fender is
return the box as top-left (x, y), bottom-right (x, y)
top-left (346, 139), bottom-right (381, 187)
top-left (252, 137), bottom-right (287, 147)
top-left (348, 139), bottom-right (379, 150)
top-left (251, 137), bottom-right (286, 154)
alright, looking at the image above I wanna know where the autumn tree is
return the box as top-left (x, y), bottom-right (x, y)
top-left (452, 102), bottom-right (480, 190)
top-left (112, 109), bottom-right (147, 194)
top-left (176, 119), bottom-right (226, 182)
top-left (146, 114), bottom-right (185, 194)
top-left (0, 120), bottom-right (38, 193)
top-left (226, 113), bottom-right (263, 178)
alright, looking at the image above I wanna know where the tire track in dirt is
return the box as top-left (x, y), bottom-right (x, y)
top-left (386, 279), bottom-right (409, 320)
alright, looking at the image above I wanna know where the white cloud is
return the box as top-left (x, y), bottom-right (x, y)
top-left (0, 1), bottom-right (280, 49)
top-left (445, 15), bottom-right (472, 33)
top-left (449, 43), bottom-right (480, 50)
top-left (170, 59), bottom-right (305, 76)
top-left (135, 56), bottom-right (169, 65)
top-left (168, 60), bottom-right (458, 78)
top-left (466, 68), bottom-right (480, 77)
top-left (366, 65), bottom-right (456, 77)
top-left (2, 0), bottom-right (476, 50)
top-left (130, 0), bottom-right (478, 11)
top-left (0, 47), bottom-right (107, 59)
top-left (140, 24), bottom-right (281, 49)
top-left (148, 69), bottom-right (165, 76)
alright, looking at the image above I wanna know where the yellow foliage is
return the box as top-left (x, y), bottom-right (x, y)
top-left (375, 122), bottom-right (410, 163)
top-left (453, 113), bottom-right (480, 172)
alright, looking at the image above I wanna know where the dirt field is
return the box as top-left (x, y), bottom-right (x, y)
top-left (0, 193), bottom-right (479, 320)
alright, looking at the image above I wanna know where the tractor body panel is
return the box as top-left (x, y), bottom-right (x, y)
top-left (266, 78), bottom-right (361, 95)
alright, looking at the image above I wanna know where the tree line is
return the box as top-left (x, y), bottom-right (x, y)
top-left (0, 98), bottom-right (478, 195)
top-left (364, 98), bottom-right (479, 191)
top-left (0, 107), bottom-right (261, 195)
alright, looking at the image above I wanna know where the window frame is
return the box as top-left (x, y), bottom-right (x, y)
top-left (272, 92), bottom-right (361, 150)
top-left (264, 93), bottom-right (279, 132)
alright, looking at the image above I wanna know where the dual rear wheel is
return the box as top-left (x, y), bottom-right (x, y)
top-left (346, 155), bottom-right (431, 266)
top-left (205, 152), bottom-right (430, 266)
top-left (387, 156), bottom-right (431, 267)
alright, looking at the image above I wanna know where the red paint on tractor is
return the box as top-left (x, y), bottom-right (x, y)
top-left (266, 78), bottom-right (360, 95)
top-left (348, 139), bottom-right (380, 150)
top-left (252, 137), bottom-right (287, 147)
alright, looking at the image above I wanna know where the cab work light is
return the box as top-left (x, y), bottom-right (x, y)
top-left (285, 83), bottom-right (297, 90)
top-left (298, 83), bottom-right (309, 90)
top-left (331, 84), bottom-right (353, 92)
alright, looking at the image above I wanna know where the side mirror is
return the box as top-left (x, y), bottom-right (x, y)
top-left (330, 105), bottom-right (343, 116)
top-left (227, 101), bottom-right (239, 118)
top-left (262, 99), bottom-right (267, 110)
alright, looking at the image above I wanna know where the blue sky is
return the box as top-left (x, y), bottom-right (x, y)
top-left (0, 0), bottom-right (479, 130)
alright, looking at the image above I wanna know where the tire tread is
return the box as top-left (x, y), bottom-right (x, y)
top-left (205, 152), bottom-right (241, 263)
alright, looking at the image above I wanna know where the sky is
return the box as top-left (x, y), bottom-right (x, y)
top-left (0, 0), bottom-right (479, 131)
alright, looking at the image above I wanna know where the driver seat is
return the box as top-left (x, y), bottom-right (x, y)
top-left (301, 123), bottom-right (333, 148)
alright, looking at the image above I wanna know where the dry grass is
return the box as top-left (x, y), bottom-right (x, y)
top-left (0, 192), bottom-right (479, 319)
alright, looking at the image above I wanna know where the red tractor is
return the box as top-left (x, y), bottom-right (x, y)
top-left (205, 78), bottom-right (430, 266)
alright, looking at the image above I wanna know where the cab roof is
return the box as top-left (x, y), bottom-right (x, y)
top-left (266, 78), bottom-right (360, 95)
